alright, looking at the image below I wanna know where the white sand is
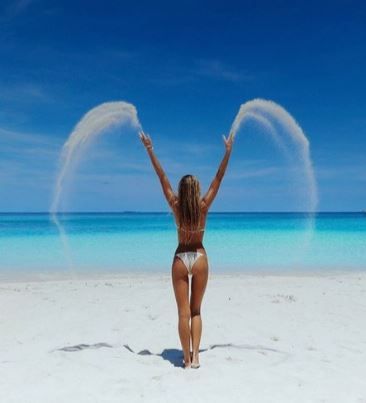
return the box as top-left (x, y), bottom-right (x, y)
top-left (1, 272), bottom-right (366, 403)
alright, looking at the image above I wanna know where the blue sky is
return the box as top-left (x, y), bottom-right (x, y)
top-left (0, 0), bottom-right (365, 212)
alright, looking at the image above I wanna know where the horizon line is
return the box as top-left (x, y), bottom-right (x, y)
top-left (0, 211), bottom-right (365, 214)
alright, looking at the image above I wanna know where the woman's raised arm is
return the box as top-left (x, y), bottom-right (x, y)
top-left (139, 131), bottom-right (177, 210)
top-left (201, 132), bottom-right (234, 211)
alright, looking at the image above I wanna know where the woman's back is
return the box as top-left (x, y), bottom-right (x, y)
top-left (173, 200), bottom-right (208, 246)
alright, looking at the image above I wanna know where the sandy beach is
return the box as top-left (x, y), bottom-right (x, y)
top-left (1, 272), bottom-right (366, 403)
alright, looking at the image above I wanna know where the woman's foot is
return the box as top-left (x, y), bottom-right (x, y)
top-left (182, 359), bottom-right (191, 369)
top-left (191, 351), bottom-right (200, 369)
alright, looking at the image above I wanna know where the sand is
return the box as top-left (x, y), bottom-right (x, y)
top-left (1, 272), bottom-right (366, 403)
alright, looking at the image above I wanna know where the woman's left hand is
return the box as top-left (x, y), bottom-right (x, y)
top-left (223, 132), bottom-right (234, 152)
top-left (139, 131), bottom-right (153, 150)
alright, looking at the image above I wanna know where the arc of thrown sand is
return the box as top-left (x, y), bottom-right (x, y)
top-left (49, 101), bottom-right (142, 273)
top-left (50, 101), bottom-right (142, 217)
top-left (229, 98), bottom-right (318, 212)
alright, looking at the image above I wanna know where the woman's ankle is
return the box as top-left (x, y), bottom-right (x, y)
top-left (192, 351), bottom-right (199, 360)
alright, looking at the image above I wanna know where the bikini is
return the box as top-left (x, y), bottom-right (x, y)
top-left (175, 225), bottom-right (205, 275)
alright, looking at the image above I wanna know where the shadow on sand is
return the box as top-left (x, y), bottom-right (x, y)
top-left (123, 343), bottom-right (287, 368)
top-left (53, 342), bottom-right (287, 368)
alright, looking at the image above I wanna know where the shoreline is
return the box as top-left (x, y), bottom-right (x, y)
top-left (0, 267), bottom-right (366, 283)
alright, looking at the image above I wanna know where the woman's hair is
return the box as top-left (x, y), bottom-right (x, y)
top-left (177, 174), bottom-right (201, 241)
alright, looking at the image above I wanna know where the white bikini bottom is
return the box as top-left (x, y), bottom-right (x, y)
top-left (175, 252), bottom-right (204, 275)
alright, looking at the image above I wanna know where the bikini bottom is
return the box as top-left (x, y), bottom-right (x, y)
top-left (175, 252), bottom-right (204, 275)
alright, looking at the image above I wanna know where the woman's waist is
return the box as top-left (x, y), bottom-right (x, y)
top-left (175, 242), bottom-right (206, 254)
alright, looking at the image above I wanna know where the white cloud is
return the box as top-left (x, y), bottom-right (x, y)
top-left (228, 166), bottom-right (279, 179)
top-left (2, 0), bottom-right (35, 18)
top-left (0, 82), bottom-right (51, 103)
top-left (150, 59), bottom-right (253, 86)
top-left (194, 59), bottom-right (253, 82)
top-left (0, 127), bottom-right (61, 149)
top-left (0, 127), bottom-right (61, 188)
top-left (316, 165), bottom-right (366, 181)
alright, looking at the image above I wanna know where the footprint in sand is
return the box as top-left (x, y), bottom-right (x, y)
top-left (271, 294), bottom-right (296, 303)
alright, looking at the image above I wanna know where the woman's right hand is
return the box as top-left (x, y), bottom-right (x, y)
top-left (223, 132), bottom-right (234, 152)
top-left (139, 131), bottom-right (153, 150)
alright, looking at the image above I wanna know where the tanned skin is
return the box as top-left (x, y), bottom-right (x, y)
top-left (140, 130), bottom-right (234, 368)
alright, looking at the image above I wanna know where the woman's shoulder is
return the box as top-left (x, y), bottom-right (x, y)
top-left (169, 194), bottom-right (179, 208)
top-left (200, 198), bottom-right (209, 213)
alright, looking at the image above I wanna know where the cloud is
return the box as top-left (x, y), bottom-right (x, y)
top-left (316, 165), bottom-right (366, 181)
top-left (228, 166), bottom-right (279, 180)
top-left (193, 59), bottom-right (253, 82)
top-left (0, 127), bottom-right (61, 184)
top-left (0, 82), bottom-right (51, 103)
top-left (158, 138), bottom-right (218, 157)
top-left (11, 0), bottom-right (33, 14)
top-left (0, 127), bottom-right (61, 148)
top-left (2, 0), bottom-right (35, 18)
top-left (0, 127), bottom-right (63, 207)
top-left (150, 59), bottom-right (253, 86)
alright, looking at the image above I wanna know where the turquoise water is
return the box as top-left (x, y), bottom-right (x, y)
top-left (0, 213), bottom-right (365, 275)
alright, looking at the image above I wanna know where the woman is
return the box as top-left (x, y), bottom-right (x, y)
top-left (139, 131), bottom-right (234, 369)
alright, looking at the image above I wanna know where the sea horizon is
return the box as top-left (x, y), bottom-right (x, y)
top-left (1, 211), bottom-right (365, 214)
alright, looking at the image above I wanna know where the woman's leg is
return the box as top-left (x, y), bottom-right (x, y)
top-left (172, 257), bottom-right (191, 366)
top-left (190, 255), bottom-right (208, 365)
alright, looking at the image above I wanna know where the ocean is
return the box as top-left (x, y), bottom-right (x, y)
top-left (0, 212), bottom-right (365, 276)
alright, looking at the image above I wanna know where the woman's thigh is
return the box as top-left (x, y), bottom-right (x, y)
top-left (190, 254), bottom-right (208, 313)
top-left (171, 256), bottom-right (190, 316)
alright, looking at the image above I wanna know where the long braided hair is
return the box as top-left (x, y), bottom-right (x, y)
top-left (177, 174), bottom-right (201, 244)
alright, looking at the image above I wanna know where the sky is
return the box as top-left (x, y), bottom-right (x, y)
top-left (0, 0), bottom-right (365, 212)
